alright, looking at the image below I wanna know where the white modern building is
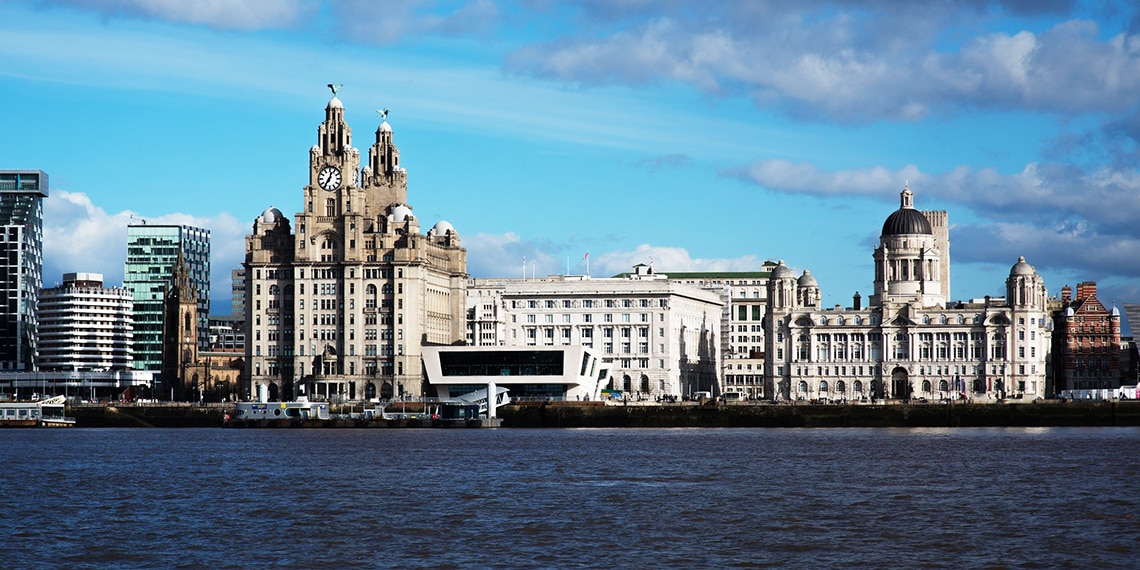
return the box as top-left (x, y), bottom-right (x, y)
top-left (764, 185), bottom-right (1050, 403)
top-left (38, 273), bottom-right (134, 371)
top-left (466, 265), bottom-right (723, 399)
top-left (422, 345), bottom-right (606, 402)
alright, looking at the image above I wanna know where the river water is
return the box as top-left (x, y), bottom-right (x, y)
top-left (2, 427), bottom-right (1138, 569)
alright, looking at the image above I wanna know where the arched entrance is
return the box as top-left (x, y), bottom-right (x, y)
top-left (890, 367), bottom-right (910, 401)
top-left (366, 382), bottom-right (377, 400)
top-left (268, 382), bottom-right (280, 402)
top-left (380, 382), bottom-right (393, 400)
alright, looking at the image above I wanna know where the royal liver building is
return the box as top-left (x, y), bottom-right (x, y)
top-left (764, 185), bottom-right (1049, 402)
top-left (245, 89), bottom-right (467, 402)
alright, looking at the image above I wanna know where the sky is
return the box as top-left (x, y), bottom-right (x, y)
top-left (3, 0), bottom-right (1139, 333)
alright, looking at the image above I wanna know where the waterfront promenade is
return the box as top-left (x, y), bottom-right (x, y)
top-left (61, 399), bottom-right (1140, 428)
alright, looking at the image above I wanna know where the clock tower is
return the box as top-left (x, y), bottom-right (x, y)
top-left (244, 86), bottom-right (468, 403)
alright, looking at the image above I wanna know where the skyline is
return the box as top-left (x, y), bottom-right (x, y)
top-left (3, 1), bottom-right (1139, 331)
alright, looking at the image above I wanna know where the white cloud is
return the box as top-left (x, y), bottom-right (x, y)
top-left (43, 191), bottom-right (248, 309)
top-left (464, 233), bottom-right (769, 279)
top-left (507, 4), bottom-right (1140, 121)
top-left (733, 158), bottom-right (1140, 281)
top-left (33, 0), bottom-right (313, 30)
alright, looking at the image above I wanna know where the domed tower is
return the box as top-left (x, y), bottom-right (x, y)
top-left (870, 184), bottom-right (945, 308)
top-left (1006, 256), bottom-right (1049, 398)
top-left (764, 260), bottom-right (799, 400)
top-left (797, 270), bottom-right (820, 308)
top-left (1006, 256), bottom-right (1046, 310)
top-left (766, 260), bottom-right (798, 311)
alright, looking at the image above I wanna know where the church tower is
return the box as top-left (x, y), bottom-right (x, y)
top-left (162, 251), bottom-right (199, 400)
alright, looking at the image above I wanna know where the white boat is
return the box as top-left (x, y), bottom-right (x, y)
top-left (0, 396), bottom-right (76, 427)
top-left (229, 397), bottom-right (330, 422)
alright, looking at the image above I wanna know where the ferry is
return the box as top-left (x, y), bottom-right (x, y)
top-left (228, 397), bottom-right (330, 425)
top-left (0, 396), bottom-right (76, 427)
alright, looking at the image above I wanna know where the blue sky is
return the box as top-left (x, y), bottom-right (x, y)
top-left (3, 0), bottom-right (1139, 330)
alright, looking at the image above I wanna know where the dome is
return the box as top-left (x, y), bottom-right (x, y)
top-left (259, 206), bottom-right (284, 224)
top-left (327, 96), bottom-right (343, 109)
top-left (797, 269), bottom-right (818, 288)
top-left (432, 220), bottom-right (455, 234)
top-left (1009, 256), bottom-right (1035, 276)
top-left (771, 260), bottom-right (795, 279)
top-left (390, 204), bottom-right (413, 222)
top-left (378, 121), bottom-right (392, 133)
top-left (881, 208), bottom-right (932, 236)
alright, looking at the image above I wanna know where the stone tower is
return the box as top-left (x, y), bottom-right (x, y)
top-left (245, 88), bottom-right (468, 403)
top-left (162, 251), bottom-right (199, 400)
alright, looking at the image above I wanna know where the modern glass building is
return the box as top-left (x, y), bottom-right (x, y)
top-left (124, 224), bottom-right (210, 376)
top-left (0, 170), bottom-right (48, 372)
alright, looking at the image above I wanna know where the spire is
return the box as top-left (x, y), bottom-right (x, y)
top-left (369, 108), bottom-right (400, 175)
top-left (319, 84), bottom-right (351, 155)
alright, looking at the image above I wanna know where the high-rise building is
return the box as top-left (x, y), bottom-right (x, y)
top-left (245, 89), bottom-right (467, 402)
top-left (38, 272), bottom-right (134, 371)
top-left (0, 170), bottom-right (48, 371)
top-left (124, 223), bottom-right (210, 377)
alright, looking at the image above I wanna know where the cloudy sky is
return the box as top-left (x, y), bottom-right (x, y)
top-left (4, 0), bottom-right (1139, 327)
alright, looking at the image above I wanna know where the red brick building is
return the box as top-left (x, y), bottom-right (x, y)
top-left (1052, 282), bottom-right (1123, 392)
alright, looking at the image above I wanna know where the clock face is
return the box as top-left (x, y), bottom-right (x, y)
top-left (318, 166), bottom-right (342, 191)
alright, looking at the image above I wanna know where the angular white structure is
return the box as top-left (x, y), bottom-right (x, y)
top-left (38, 273), bottom-right (134, 371)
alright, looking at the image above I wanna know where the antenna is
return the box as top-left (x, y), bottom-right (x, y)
top-left (129, 214), bottom-right (147, 225)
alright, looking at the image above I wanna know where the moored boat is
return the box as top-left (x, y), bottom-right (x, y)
top-left (0, 396), bottom-right (76, 427)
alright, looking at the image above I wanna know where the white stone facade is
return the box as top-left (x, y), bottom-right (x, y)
top-left (467, 267), bottom-right (723, 399)
top-left (764, 186), bottom-right (1050, 403)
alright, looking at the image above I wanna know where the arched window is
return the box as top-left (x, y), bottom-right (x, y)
top-left (938, 380), bottom-right (949, 392)
top-left (798, 380), bottom-right (808, 394)
top-left (836, 380), bottom-right (846, 394)
top-left (853, 380), bottom-right (864, 393)
top-left (819, 381), bottom-right (829, 393)
top-left (921, 380), bottom-right (932, 393)
top-left (365, 284), bottom-right (377, 309)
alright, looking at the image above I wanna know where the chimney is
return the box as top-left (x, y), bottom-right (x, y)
top-left (852, 291), bottom-right (862, 311)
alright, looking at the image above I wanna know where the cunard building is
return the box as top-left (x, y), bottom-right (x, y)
top-left (764, 185), bottom-right (1050, 403)
top-left (245, 88), bottom-right (467, 402)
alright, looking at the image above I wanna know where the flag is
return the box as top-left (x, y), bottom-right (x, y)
top-left (583, 251), bottom-right (589, 260)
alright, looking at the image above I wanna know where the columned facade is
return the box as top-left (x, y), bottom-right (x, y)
top-left (765, 185), bottom-right (1049, 403)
